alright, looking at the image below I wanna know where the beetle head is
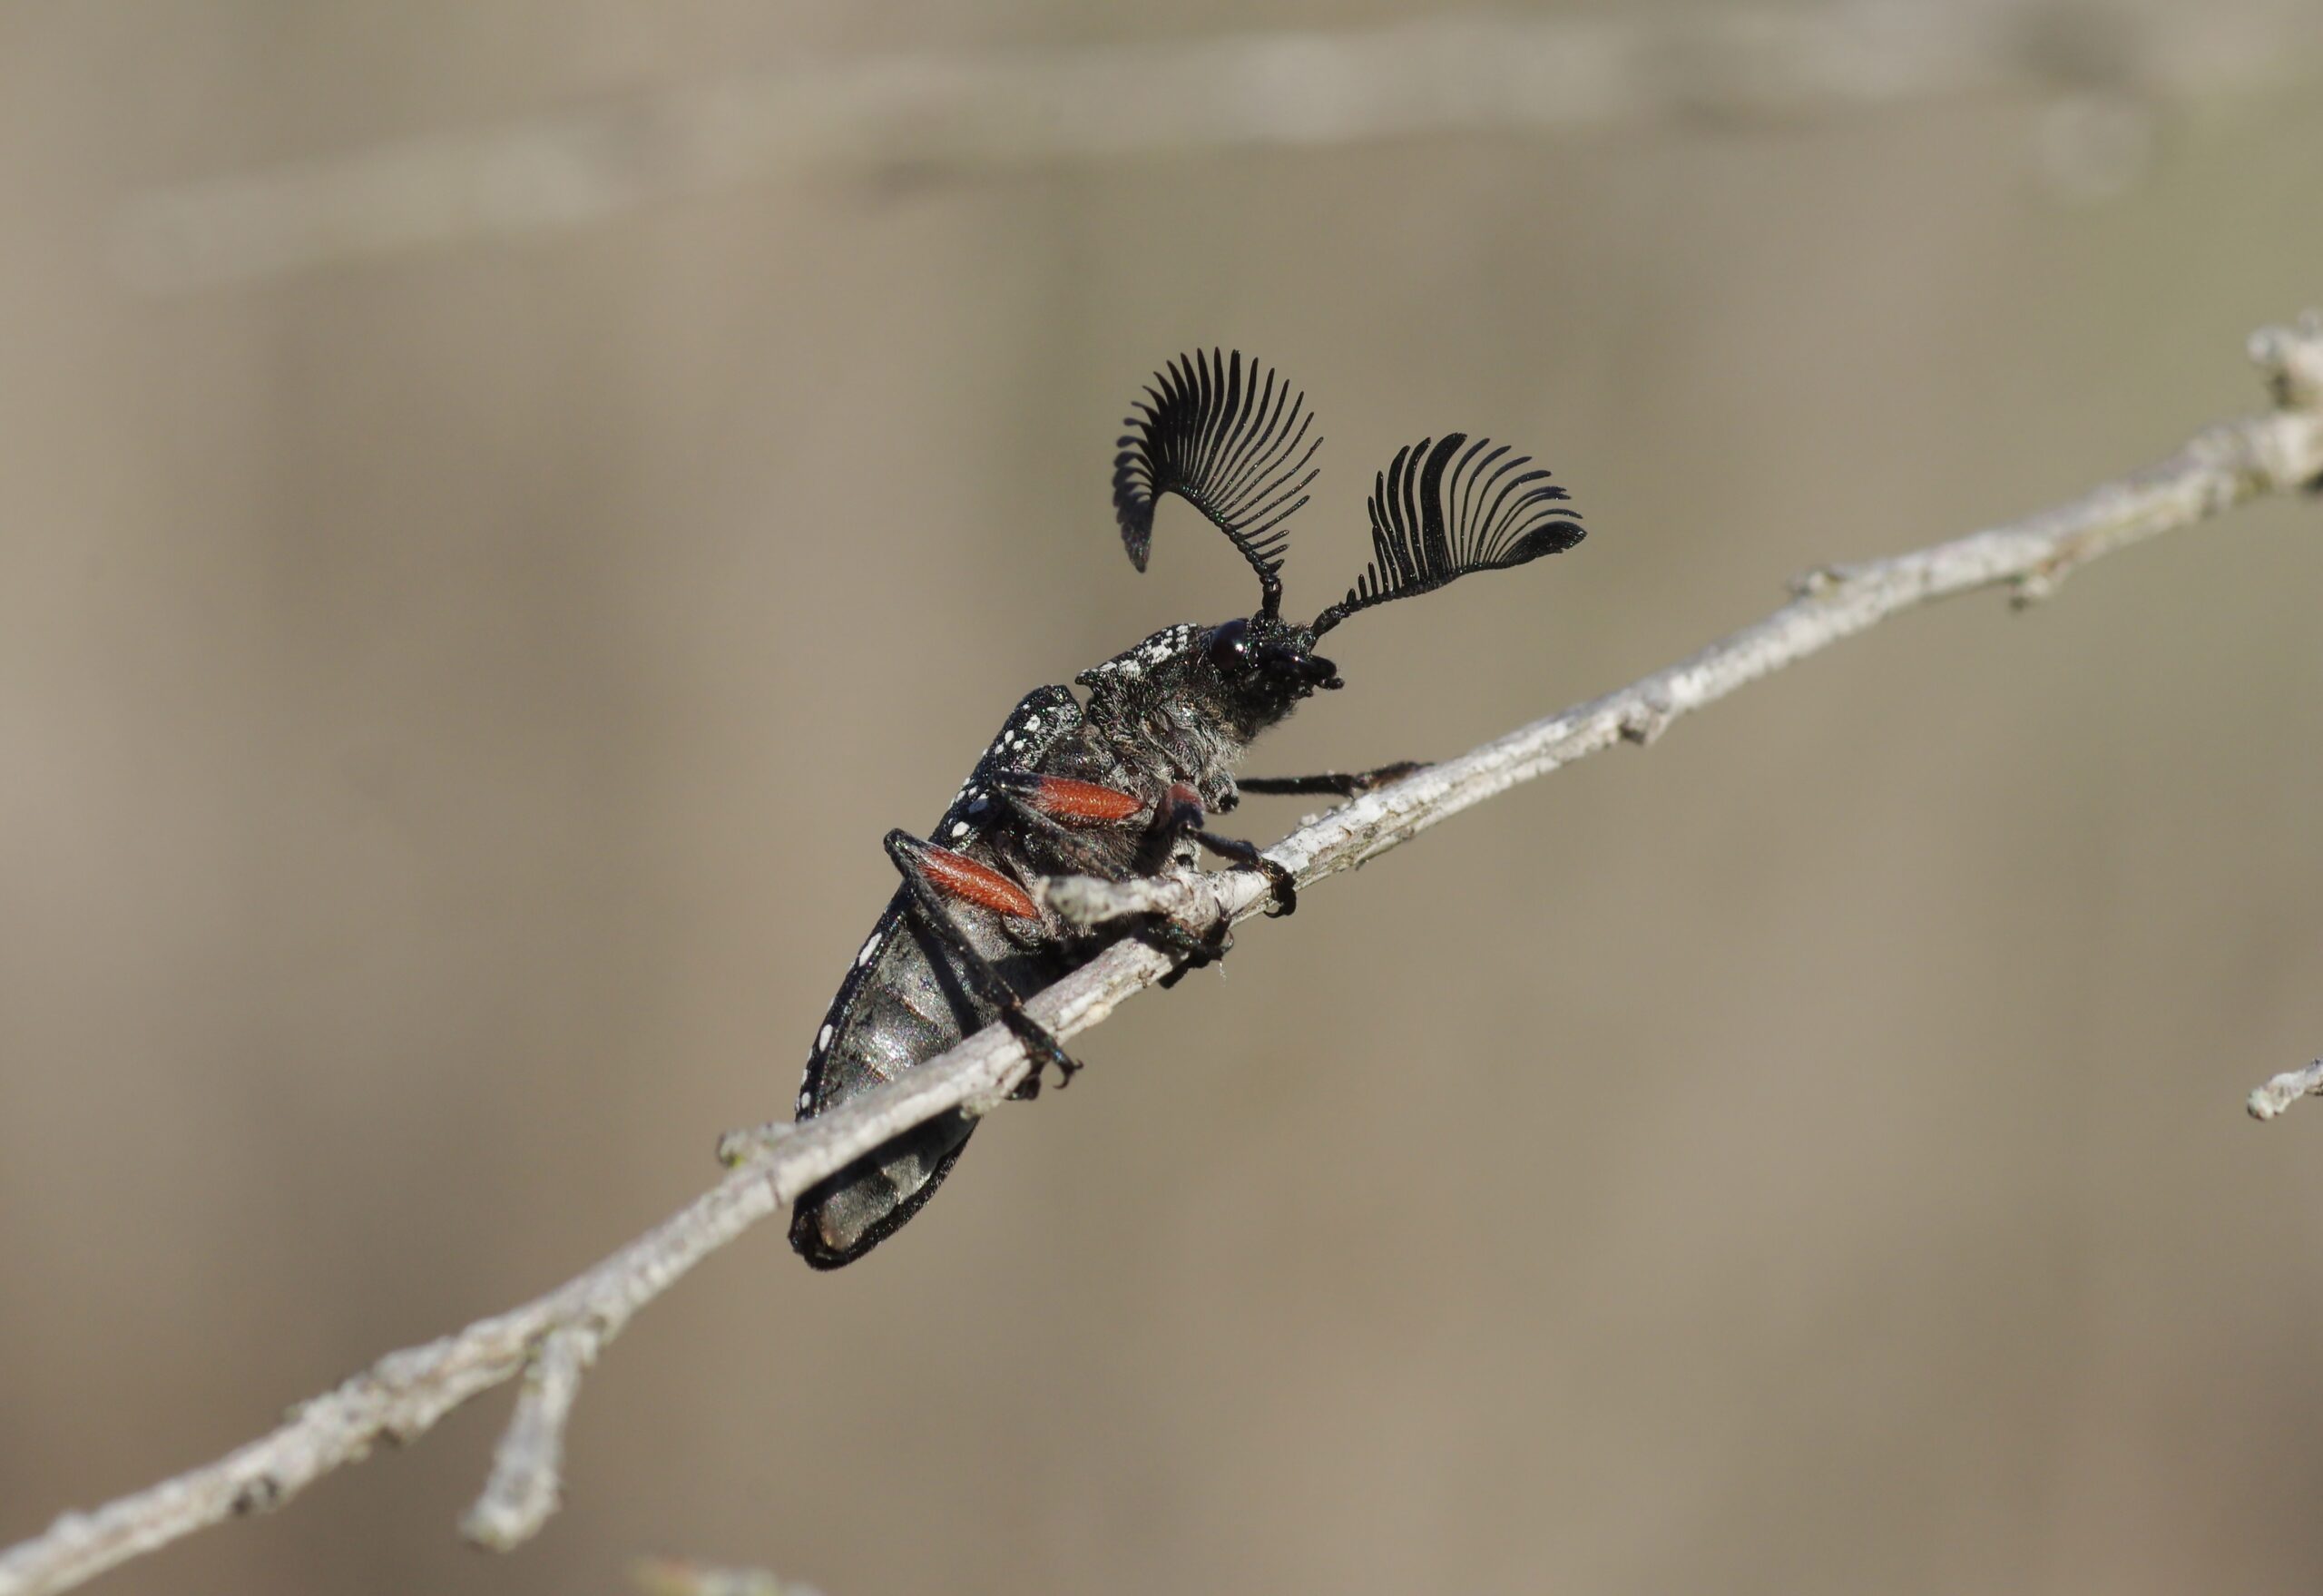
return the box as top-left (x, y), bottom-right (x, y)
top-left (1197, 614), bottom-right (1339, 734)
top-left (1112, 351), bottom-right (1586, 667)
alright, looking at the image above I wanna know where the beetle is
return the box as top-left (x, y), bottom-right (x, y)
top-left (788, 349), bottom-right (1586, 1268)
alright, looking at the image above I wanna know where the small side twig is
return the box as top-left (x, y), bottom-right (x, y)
top-left (462, 1325), bottom-right (601, 1549)
top-left (3, 315), bottom-right (2318, 1596)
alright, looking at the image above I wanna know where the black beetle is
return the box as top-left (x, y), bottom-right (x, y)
top-left (789, 350), bottom-right (1585, 1268)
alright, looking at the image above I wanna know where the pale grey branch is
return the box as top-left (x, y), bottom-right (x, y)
top-left (4, 315), bottom-right (2318, 1596)
top-left (1036, 867), bottom-right (1207, 930)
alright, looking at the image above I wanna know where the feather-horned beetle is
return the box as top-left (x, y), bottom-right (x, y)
top-left (788, 349), bottom-right (1586, 1268)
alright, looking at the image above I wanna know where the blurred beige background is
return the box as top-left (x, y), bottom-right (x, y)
top-left (7, 4), bottom-right (2323, 1593)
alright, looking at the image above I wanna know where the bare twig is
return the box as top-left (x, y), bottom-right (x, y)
top-left (4, 316), bottom-right (2318, 1596)
top-left (461, 1324), bottom-right (598, 1549)
top-left (109, 0), bottom-right (2323, 293)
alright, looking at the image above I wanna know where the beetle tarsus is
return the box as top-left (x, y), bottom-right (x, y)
top-left (1004, 1008), bottom-right (1081, 1099)
top-left (1237, 759), bottom-right (1426, 798)
top-left (1145, 911), bottom-right (1234, 987)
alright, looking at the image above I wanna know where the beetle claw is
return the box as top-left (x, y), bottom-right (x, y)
top-left (1004, 1009), bottom-right (1082, 1099)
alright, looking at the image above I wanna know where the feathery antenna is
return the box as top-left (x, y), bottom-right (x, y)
top-left (1310, 433), bottom-right (1583, 635)
top-left (1112, 349), bottom-right (1320, 618)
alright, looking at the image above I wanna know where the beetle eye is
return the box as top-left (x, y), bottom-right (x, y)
top-left (1206, 619), bottom-right (1251, 672)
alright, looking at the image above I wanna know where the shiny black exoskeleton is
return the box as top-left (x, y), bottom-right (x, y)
top-left (788, 350), bottom-right (1587, 1268)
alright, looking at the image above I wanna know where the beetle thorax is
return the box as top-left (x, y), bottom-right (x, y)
top-left (1073, 616), bottom-right (1338, 801)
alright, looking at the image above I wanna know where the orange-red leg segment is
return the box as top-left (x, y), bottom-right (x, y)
top-left (892, 834), bottom-right (1040, 919)
top-left (991, 769), bottom-right (1146, 827)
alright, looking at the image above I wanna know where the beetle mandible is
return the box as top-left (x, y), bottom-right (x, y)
top-left (788, 349), bottom-right (1587, 1268)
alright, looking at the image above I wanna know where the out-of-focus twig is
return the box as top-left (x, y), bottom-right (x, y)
top-left (2248, 1059), bottom-right (2323, 1121)
top-left (110, 0), bottom-right (2323, 292)
top-left (632, 1555), bottom-right (823, 1596)
top-left (2, 315), bottom-right (2318, 1596)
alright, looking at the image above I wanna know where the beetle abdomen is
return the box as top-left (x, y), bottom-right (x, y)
top-left (789, 684), bottom-right (1103, 1268)
top-left (788, 897), bottom-right (975, 1267)
top-left (789, 887), bottom-right (1096, 1267)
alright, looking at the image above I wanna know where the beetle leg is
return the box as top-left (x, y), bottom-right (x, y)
top-left (996, 808), bottom-right (1125, 880)
top-left (987, 769), bottom-right (1237, 979)
top-left (987, 769), bottom-right (1148, 876)
top-left (1235, 759), bottom-right (1427, 798)
top-left (988, 769), bottom-right (1147, 827)
top-left (884, 830), bottom-right (1082, 1097)
top-left (1190, 830), bottom-right (1297, 916)
top-left (1152, 915), bottom-right (1235, 987)
top-left (1155, 783), bottom-right (1299, 918)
